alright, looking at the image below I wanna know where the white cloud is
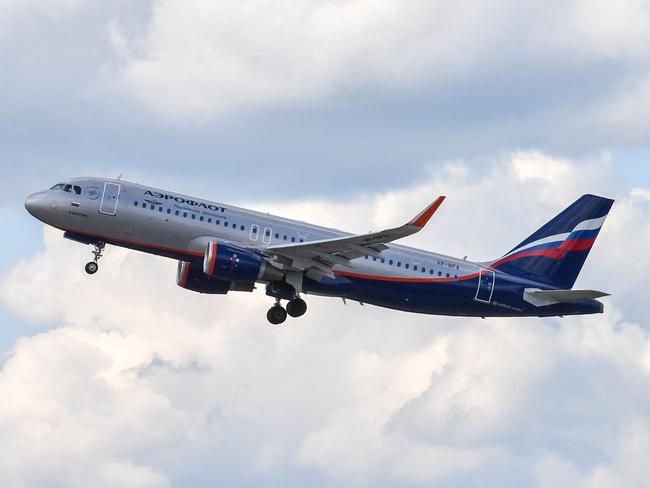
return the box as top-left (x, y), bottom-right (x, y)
top-left (106, 0), bottom-right (650, 120)
top-left (1, 153), bottom-right (650, 486)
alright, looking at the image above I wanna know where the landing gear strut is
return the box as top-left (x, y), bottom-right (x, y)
top-left (85, 241), bottom-right (105, 275)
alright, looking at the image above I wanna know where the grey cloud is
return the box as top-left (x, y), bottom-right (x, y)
top-left (2, 1), bottom-right (650, 205)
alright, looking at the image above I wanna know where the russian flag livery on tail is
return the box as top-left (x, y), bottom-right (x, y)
top-left (490, 195), bottom-right (613, 290)
top-left (25, 178), bottom-right (614, 324)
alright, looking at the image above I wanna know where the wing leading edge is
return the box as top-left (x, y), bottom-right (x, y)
top-left (263, 196), bottom-right (446, 278)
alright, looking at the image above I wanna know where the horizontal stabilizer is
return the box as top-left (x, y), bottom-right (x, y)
top-left (524, 288), bottom-right (610, 307)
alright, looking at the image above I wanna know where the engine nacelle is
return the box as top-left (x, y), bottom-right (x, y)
top-left (203, 241), bottom-right (283, 282)
top-left (177, 261), bottom-right (231, 294)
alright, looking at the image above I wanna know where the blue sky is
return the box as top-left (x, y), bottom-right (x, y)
top-left (2, 1), bottom-right (650, 487)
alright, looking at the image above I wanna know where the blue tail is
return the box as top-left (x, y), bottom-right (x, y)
top-left (491, 194), bottom-right (614, 289)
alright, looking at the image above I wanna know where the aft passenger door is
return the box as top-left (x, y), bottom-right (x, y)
top-left (99, 182), bottom-right (121, 216)
top-left (475, 269), bottom-right (495, 303)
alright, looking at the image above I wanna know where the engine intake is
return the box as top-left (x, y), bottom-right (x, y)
top-left (203, 241), bottom-right (283, 282)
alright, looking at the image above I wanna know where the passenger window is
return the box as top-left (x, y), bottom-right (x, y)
top-left (175, 210), bottom-right (179, 216)
top-left (291, 237), bottom-right (296, 242)
top-left (373, 257), bottom-right (377, 262)
top-left (183, 212), bottom-right (188, 218)
top-left (232, 223), bottom-right (236, 229)
top-left (240, 225), bottom-right (245, 231)
top-left (208, 218), bottom-right (211, 222)
top-left (405, 264), bottom-right (410, 269)
top-left (151, 205), bottom-right (155, 210)
top-left (389, 260), bottom-right (393, 265)
top-left (216, 220), bottom-right (220, 225)
top-left (265, 230), bottom-right (271, 237)
top-left (438, 271), bottom-right (442, 277)
top-left (275, 233), bottom-right (279, 239)
top-left (158, 207), bottom-right (163, 212)
top-left (397, 262), bottom-right (402, 267)
top-left (167, 209), bottom-right (171, 214)
top-left (365, 256), bottom-right (369, 260)
top-left (283, 235), bottom-right (287, 240)
top-left (446, 273), bottom-right (450, 278)
top-left (413, 265), bottom-right (418, 271)
top-left (142, 203), bottom-right (146, 208)
top-left (422, 268), bottom-right (426, 274)
top-left (430, 269), bottom-right (434, 275)
top-left (381, 259), bottom-right (385, 263)
top-left (300, 239), bottom-right (304, 243)
top-left (134, 201), bottom-right (138, 206)
top-left (191, 214), bottom-right (196, 220)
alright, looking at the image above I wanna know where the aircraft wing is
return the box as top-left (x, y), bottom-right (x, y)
top-left (263, 196), bottom-right (445, 278)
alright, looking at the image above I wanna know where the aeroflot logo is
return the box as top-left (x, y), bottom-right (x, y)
top-left (145, 191), bottom-right (226, 212)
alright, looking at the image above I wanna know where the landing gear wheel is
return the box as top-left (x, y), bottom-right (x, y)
top-left (85, 241), bottom-right (105, 275)
top-left (267, 305), bottom-right (287, 325)
top-left (286, 297), bottom-right (307, 318)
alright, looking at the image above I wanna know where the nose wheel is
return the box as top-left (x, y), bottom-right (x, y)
top-left (85, 241), bottom-right (105, 275)
top-left (266, 297), bottom-right (308, 325)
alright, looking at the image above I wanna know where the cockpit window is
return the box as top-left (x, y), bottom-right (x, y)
top-left (50, 183), bottom-right (81, 194)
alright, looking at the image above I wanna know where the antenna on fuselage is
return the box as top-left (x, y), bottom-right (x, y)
top-left (117, 173), bottom-right (123, 180)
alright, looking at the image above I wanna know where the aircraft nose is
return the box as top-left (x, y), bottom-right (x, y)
top-left (24, 192), bottom-right (47, 217)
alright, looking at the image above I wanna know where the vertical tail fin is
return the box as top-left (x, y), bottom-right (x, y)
top-left (490, 195), bottom-right (614, 289)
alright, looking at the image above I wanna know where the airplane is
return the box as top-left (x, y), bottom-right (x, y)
top-left (24, 178), bottom-right (613, 325)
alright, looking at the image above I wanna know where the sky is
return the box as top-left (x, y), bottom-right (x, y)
top-left (2, 1), bottom-right (650, 487)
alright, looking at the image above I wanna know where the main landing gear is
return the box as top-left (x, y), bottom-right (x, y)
top-left (85, 241), bottom-right (105, 275)
top-left (266, 297), bottom-right (308, 325)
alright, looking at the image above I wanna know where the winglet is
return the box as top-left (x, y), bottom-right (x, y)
top-left (410, 196), bottom-right (446, 228)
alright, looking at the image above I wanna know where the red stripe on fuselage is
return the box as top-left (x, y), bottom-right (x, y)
top-left (334, 270), bottom-right (481, 283)
top-left (65, 230), bottom-right (595, 286)
top-left (63, 229), bottom-right (204, 258)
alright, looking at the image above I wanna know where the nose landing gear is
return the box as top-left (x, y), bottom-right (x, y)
top-left (85, 241), bottom-right (105, 275)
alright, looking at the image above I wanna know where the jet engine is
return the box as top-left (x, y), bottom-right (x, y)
top-left (203, 241), bottom-right (283, 282)
top-left (177, 261), bottom-right (231, 294)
